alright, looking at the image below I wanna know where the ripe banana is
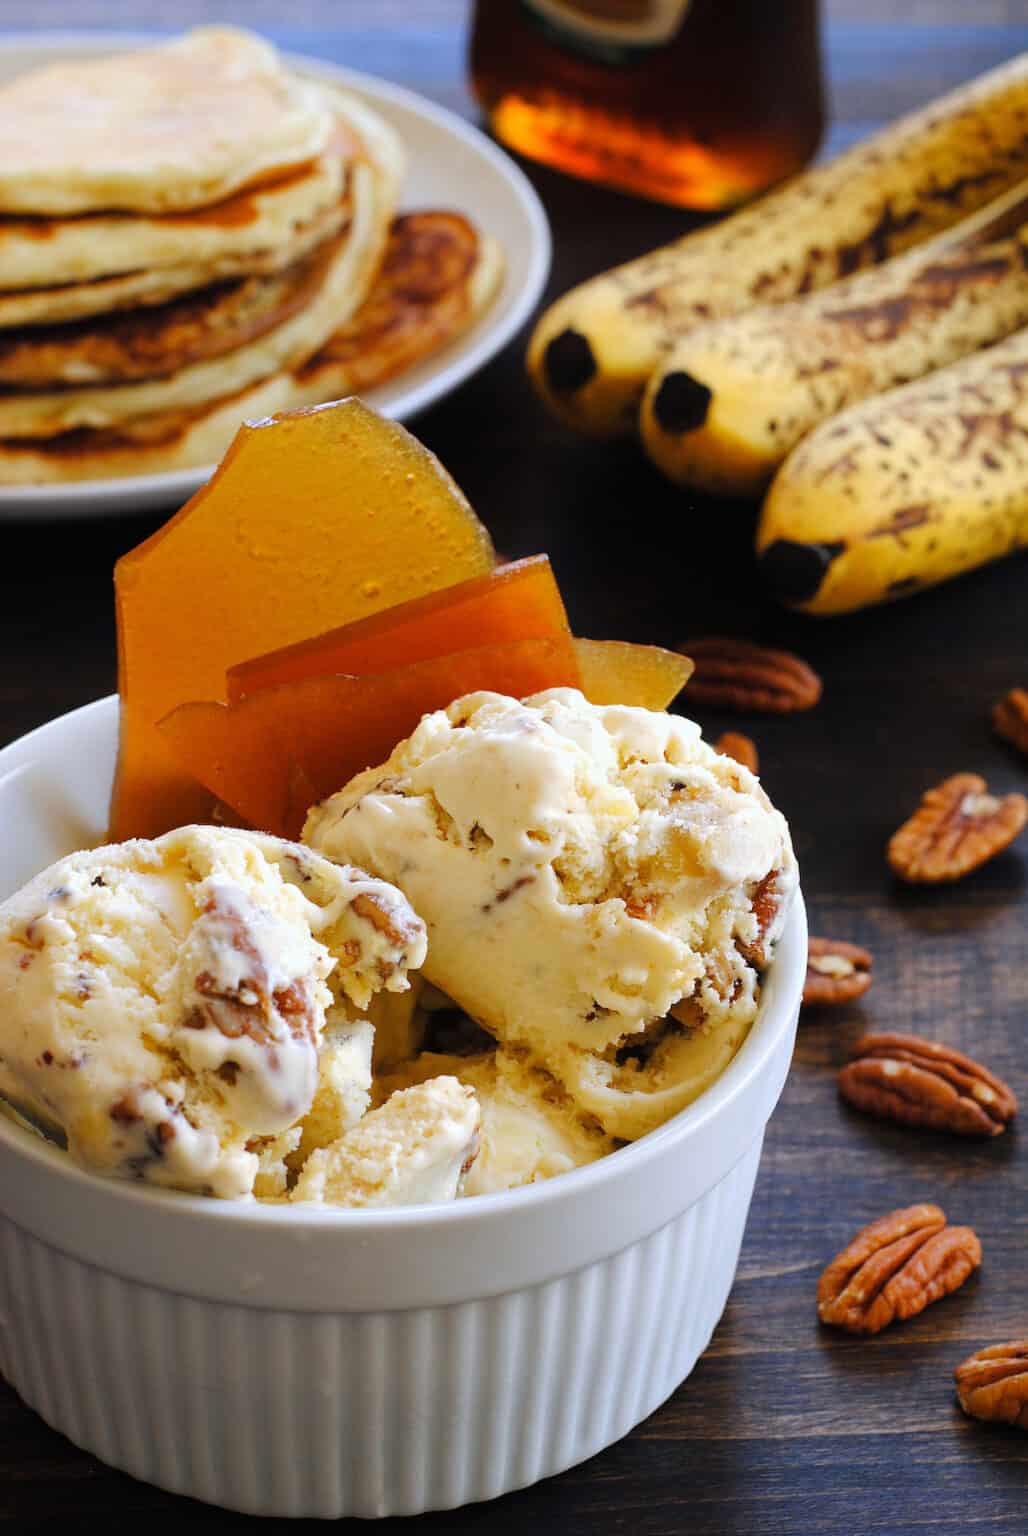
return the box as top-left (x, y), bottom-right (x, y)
top-left (640, 182), bottom-right (1028, 496)
top-left (756, 327), bottom-right (1028, 615)
top-left (527, 54), bottom-right (1028, 439)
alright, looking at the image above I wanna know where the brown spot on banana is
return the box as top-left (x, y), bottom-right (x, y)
top-left (834, 202), bottom-right (923, 276)
top-left (867, 505), bottom-right (934, 539)
top-left (756, 328), bottom-right (1028, 615)
top-left (823, 250), bottom-right (1015, 342)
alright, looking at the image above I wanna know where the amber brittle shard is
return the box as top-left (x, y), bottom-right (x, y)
top-left (110, 398), bottom-right (494, 842)
top-left (574, 638), bottom-right (693, 711)
top-left (227, 555), bottom-right (568, 701)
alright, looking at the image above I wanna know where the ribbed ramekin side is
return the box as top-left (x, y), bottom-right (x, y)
top-left (0, 1138), bottom-right (761, 1518)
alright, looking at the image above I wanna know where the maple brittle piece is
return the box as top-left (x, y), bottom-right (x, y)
top-left (227, 556), bottom-right (569, 701)
top-left (887, 772), bottom-right (1028, 883)
top-left (803, 937), bottom-right (872, 1006)
top-left (573, 638), bottom-right (693, 710)
top-left (992, 688), bottom-right (1028, 758)
top-left (839, 1032), bottom-right (1017, 1137)
top-left (110, 398), bottom-right (495, 842)
top-left (716, 731), bottom-right (759, 774)
top-left (817, 1203), bottom-right (981, 1335)
top-left (955, 1342), bottom-right (1028, 1431)
top-left (678, 636), bottom-right (822, 713)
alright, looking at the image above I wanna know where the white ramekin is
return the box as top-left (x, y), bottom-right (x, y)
top-left (0, 697), bottom-right (806, 1518)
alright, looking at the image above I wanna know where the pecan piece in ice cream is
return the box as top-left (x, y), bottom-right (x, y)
top-left (736, 869), bottom-right (785, 970)
top-left (678, 636), bottom-right (822, 713)
top-left (839, 1032), bottom-right (1016, 1137)
top-left (887, 772), bottom-right (1027, 883)
top-left (185, 887), bottom-right (319, 1048)
top-left (992, 688), bottom-right (1028, 759)
top-left (817, 1203), bottom-right (981, 1335)
top-left (955, 1342), bottom-right (1028, 1431)
top-left (804, 937), bottom-right (872, 1005)
top-left (716, 731), bottom-right (759, 773)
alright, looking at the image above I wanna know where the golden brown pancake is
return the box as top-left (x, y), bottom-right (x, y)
top-left (0, 30), bottom-right (334, 216)
top-left (0, 198), bottom-right (348, 330)
top-left (0, 110), bottom-right (359, 294)
top-left (296, 211), bottom-right (502, 396)
top-left (0, 210), bottom-right (503, 483)
top-left (0, 140), bottom-right (399, 439)
top-left (0, 211), bottom-right (351, 387)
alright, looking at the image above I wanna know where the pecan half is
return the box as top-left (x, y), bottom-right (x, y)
top-left (678, 636), bottom-right (822, 713)
top-left (352, 890), bottom-right (422, 948)
top-left (993, 688), bottom-right (1028, 758)
top-left (887, 773), bottom-right (1028, 882)
top-left (955, 1342), bottom-right (1028, 1430)
top-left (817, 1203), bottom-right (981, 1335)
top-left (838, 1032), bottom-right (1017, 1137)
top-left (804, 937), bottom-right (872, 1005)
top-left (716, 731), bottom-right (759, 773)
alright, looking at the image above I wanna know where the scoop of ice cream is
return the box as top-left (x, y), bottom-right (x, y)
top-left (291, 1076), bottom-right (480, 1207)
top-left (0, 825), bottom-right (425, 1197)
top-left (304, 688), bottom-right (796, 1134)
top-left (373, 1046), bottom-right (614, 1195)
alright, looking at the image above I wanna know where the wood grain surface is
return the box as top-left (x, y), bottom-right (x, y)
top-left (0, 4), bottom-right (1027, 1530)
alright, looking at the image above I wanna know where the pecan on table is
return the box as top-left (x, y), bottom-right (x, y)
top-left (716, 731), bottom-right (759, 773)
top-left (677, 636), bottom-right (822, 713)
top-left (839, 1032), bottom-right (1017, 1137)
top-left (804, 937), bottom-right (872, 1005)
top-left (887, 772), bottom-right (1028, 883)
top-left (992, 688), bottom-right (1028, 758)
top-left (817, 1203), bottom-right (981, 1335)
top-left (955, 1342), bottom-right (1028, 1430)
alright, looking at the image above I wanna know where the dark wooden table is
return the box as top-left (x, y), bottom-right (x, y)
top-left (2, 3), bottom-right (1028, 1530)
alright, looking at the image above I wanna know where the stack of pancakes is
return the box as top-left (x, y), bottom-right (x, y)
top-left (0, 28), bottom-right (503, 484)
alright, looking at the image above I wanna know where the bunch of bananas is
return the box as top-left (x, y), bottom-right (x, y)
top-left (527, 55), bottom-right (1028, 615)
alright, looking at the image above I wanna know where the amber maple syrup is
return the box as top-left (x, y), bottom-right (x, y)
top-left (470, 0), bottom-right (824, 209)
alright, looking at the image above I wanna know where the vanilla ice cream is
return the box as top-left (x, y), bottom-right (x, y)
top-left (544, 997), bottom-right (756, 1140)
top-left (305, 688), bottom-right (797, 1139)
top-left (0, 825), bottom-right (425, 1197)
top-left (373, 1046), bottom-right (614, 1194)
top-left (291, 1076), bottom-right (480, 1207)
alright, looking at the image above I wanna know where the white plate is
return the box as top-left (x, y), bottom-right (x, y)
top-left (0, 33), bottom-right (551, 522)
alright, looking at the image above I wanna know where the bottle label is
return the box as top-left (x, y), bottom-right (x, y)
top-left (521, 0), bottom-right (691, 59)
